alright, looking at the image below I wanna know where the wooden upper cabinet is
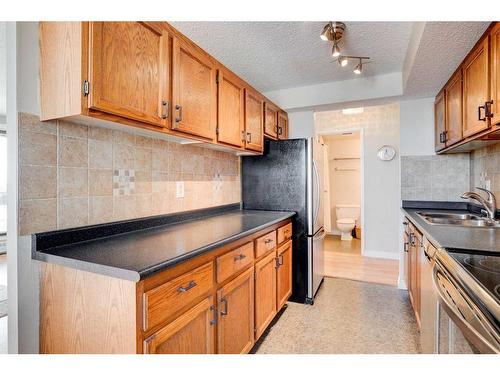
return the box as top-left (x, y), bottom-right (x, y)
top-left (217, 67), bottom-right (245, 148)
top-left (88, 22), bottom-right (170, 127)
top-left (244, 89), bottom-right (264, 152)
top-left (277, 111), bottom-right (289, 140)
top-left (491, 23), bottom-right (500, 126)
top-left (144, 297), bottom-right (215, 354)
top-left (444, 70), bottom-right (463, 147)
top-left (434, 90), bottom-right (446, 152)
top-left (276, 241), bottom-right (292, 311)
top-left (463, 36), bottom-right (491, 138)
top-left (217, 267), bottom-right (254, 354)
top-left (264, 102), bottom-right (279, 139)
top-left (172, 36), bottom-right (217, 140)
top-left (254, 251), bottom-right (277, 340)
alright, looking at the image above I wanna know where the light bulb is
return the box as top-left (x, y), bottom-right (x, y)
top-left (354, 60), bottom-right (362, 74)
top-left (332, 43), bottom-right (341, 58)
top-left (339, 56), bottom-right (348, 67)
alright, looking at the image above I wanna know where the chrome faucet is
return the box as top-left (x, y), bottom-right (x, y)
top-left (461, 187), bottom-right (497, 222)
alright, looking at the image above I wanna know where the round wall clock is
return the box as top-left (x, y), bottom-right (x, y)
top-left (377, 145), bottom-right (396, 161)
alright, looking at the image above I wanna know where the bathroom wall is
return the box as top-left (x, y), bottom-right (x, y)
top-left (401, 154), bottom-right (470, 201)
top-left (470, 143), bottom-right (500, 198)
top-left (323, 134), bottom-right (361, 235)
top-left (315, 103), bottom-right (400, 260)
top-left (18, 113), bottom-right (241, 236)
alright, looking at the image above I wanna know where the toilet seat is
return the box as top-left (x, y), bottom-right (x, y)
top-left (337, 218), bottom-right (355, 225)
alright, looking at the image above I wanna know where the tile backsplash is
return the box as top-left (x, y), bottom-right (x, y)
top-left (470, 143), bottom-right (500, 198)
top-left (401, 154), bottom-right (470, 201)
top-left (18, 113), bottom-right (240, 235)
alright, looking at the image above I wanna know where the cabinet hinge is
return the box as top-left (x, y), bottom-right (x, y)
top-left (82, 80), bottom-right (90, 96)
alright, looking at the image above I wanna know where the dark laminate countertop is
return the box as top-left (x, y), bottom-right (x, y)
top-left (402, 207), bottom-right (500, 253)
top-left (32, 207), bottom-right (295, 281)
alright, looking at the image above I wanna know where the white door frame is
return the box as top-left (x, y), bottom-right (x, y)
top-left (316, 128), bottom-right (365, 256)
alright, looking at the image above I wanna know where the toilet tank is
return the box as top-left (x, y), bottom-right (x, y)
top-left (335, 205), bottom-right (360, 220)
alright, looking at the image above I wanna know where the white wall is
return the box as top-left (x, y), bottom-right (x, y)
top-left (400, 97), bottom-right (435, 156)
top-left (316, 103), bottom-right (401, 260)
top-left (323, 134), bottom-right (361, 235)
top-left (288, 110), bottom-right (314, 139)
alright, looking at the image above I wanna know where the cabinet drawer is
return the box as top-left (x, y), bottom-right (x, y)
top-left (216, 242), bottom-right (254, 283)
top-left (143, 262), bottom-right (214, 331)
top-left (277, 223), bottom-right (292, 245)
top-left (255, 231), bottom-right (277, 258)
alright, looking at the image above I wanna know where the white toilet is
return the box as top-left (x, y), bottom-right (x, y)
top-left (335, 205), bottom-right (360, 241)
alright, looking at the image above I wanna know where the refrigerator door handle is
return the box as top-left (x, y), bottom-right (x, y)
top-left (312, 159), bottom-right (321, 229)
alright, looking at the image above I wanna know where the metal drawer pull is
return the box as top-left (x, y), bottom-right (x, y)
top-left (175, 104), bottom-right (183, 123)
top-left (234, 253), bottom-right (246, 261)
top-left (210, 305), bottom-right (217, 325)
top-left (264, 238), bottom-right (274, 244)
top-left (221, 298), bottom-right (228, 316)
top-left (160, 100), bottom-right (169, 119)
top-left (177, 280), bottom-right (197, 293)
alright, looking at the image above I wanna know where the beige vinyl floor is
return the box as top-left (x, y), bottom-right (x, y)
top-left (324, 235), bottom-right (399, 286)
top-left (255, 278), bottom-right (420, 354)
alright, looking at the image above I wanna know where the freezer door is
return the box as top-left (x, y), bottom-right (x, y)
top-left (308, 227), bottom-right (326, 300)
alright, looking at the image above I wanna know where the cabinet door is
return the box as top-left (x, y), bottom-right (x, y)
top-left (277, 111), bottom-right (288, 140)
top-left (254, 251), bottom-right (277, 339)
top-left (217, 267), bottom-right (254, 354)
top-left (276, 240), bottom-right (292, 311)
top-left (434, 90), bottom-right (446, 152)
top-left (89, 22), bottom-right (170, 127)
top-left (172, 37), bottom-right (217, 140)
top-left (144, 297), bottom-right (216, 354)
top-left (491, 23), bottom-right (500, 126)
top-left (264, 102), bottom-right (278, 139)
top-left (445, 70), bottom-right (463, 147)
top-left (403, 224), bottom-right (410, 290)
top-left (463, 37), bottom-right (490, 138)
top-left (244, 89), bottom-right (264, 152)
top-left (217, 68), bottom-right (245, 148)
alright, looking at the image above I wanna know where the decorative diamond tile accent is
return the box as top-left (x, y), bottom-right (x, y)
top-left (113, 169), bottom-right (136, 196)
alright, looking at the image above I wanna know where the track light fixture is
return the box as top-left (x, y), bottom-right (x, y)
top-left (320, 22), bottom-right (371, 75)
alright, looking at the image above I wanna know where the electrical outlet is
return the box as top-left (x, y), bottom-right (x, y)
top-left (176, 181), bottom-right (184, 198)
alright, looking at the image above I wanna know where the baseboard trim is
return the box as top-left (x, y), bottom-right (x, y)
top-left (361, 250), bottom-right (399, 260)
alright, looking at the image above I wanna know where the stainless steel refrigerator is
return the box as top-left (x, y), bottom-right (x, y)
top-left (241, 138), bottom-right (325, 304)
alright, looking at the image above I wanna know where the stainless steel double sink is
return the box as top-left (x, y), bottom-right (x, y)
top-left (417, 212), bottom-right (500, 228)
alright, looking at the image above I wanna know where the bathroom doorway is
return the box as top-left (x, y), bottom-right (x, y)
top-left (321, 130), bottom-right (363, 254)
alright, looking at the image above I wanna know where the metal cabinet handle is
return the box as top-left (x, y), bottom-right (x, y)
top-left (177, 280), bottom-right (196, 293)
top-left (234, 253), bottom-right (246, 262)
top-left (439, 131), bottom-right (447, 143)
top-left (278, 126), bottom-right (283, 135)
top-left (404, 242), bottom-right (409, 253)
top-left (220, 298), bottom-right (228, 316)
top-left (160, 100), bottom-right (169, 119)
top-left (478, 105), bottom-right (486, 121)
top-left (275, 256), bottom-right (280, 269)
top-left (210, 305), bottom-right (217, 325)
top-left (246, 132), bottom-right (252, 143)
top-left (175, 104), bottom-right (183, 123)
top-left (402, 221), bottom-right (408, 226)
top-left (279, 254), bottom-right (284, 266)
top-left (241, 130), bottom-right (246, 142)
top-left (485, 100), bottom-right (494, 119)
top-left (264, 238), bottom-right (273, 244)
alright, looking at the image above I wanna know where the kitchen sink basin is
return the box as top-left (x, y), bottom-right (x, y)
top-left (417, 212), bottom-right (500, 228)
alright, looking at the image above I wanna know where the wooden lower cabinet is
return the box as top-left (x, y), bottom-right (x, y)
top-left (405, 221), bottom-right (422, 328)
top-left (276, 240), bottom-right (293, 311)
top-left (217, 267), bottom-right (255, 354)
top-left (254, 251), bottom-right (278, 339)
top-left (40, 219), bottom-right (293, 354)
top-left (144, 297), bottom-right (216, 354)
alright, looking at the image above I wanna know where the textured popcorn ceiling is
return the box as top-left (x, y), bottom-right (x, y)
top-left (404, 21), bottom-right (490, 97)
top-left (171, 22), bottom-right (413, 92)
top-left (171, 21), bottom-right (492, 98)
